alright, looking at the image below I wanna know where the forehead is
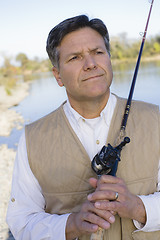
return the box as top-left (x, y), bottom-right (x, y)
top-left (59, 27), bottom-right (106, 55)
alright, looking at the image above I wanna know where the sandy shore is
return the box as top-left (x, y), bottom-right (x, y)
top-left (0, 82), bottom-right (30, 240)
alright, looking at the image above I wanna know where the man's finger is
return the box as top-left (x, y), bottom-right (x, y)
top-left (89, 178), bottom-right (98, 188)
top-left (88, 190), bottom-right (117, 202)
top-left (98, 175), bottom-right (123, 185)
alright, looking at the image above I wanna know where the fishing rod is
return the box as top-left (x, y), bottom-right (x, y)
top-left (120, 0), bottom-right (155, 134)
top-left (90, 0), bottom-right (155, 239)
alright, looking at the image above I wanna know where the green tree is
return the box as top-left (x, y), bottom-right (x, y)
top-left (153, 42), bottom-right (160, 54)
top-left (16, 53), bottom-right (28, 70)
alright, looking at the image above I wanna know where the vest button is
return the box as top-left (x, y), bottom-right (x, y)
top-left (96, 140), bottom-right (100, 144)
top-left (11, 198), bottom-right (15, 202)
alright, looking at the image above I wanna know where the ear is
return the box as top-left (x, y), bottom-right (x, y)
top-left (52, 66), bottom-right (64, 87)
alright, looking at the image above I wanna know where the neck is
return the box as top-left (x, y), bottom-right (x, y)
top-left (68, 91), bottom-right (110, 119)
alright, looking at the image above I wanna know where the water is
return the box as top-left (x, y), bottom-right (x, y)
top-left (112, 61), bottom-right (160, 105)
top-left (1, 61), bottom-right (160, 148)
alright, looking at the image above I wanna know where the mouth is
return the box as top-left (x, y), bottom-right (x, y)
top-left (83, 74), bottom-right (104, 81)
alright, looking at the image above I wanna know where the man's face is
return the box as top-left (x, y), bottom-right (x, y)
top-left (53, 27), bottom-right (113, 103)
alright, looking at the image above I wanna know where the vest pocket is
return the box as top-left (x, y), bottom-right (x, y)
top-left (43, 189), bottom-right (94, 214)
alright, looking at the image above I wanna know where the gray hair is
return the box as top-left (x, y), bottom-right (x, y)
top-left (46, 15), bottom-right (110, 68)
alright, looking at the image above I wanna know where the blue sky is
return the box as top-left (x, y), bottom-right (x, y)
top-left (0, 0), bottom-right (160, 62)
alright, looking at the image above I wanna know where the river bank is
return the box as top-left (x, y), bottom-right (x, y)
top-left (111, 53), bottom-right (160, 66)
top-left (0, 81), bottom-right (30, 240)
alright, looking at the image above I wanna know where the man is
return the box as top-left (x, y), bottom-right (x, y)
top-left (7, 15), bottom-right (160, 240)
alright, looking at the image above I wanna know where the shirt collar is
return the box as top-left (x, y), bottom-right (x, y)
top-left (64, 93), bottom-right (117, 126)
top-left (100, 93), bottom-right (117, 126)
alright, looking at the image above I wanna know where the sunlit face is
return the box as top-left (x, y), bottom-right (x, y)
top-left (53, 27), bottom-right (113, 103)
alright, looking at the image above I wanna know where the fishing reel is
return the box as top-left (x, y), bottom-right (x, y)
top-left (91, 137), bottom-right (130, 176)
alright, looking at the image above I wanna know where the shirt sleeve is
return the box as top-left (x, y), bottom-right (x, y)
top-left (6, 130), bottom-right (70, 240)
top-left (133, 160), bottom-right (160, 232)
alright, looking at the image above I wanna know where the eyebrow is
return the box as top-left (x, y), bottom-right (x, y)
top-left (66, 47), bottom-right (105, 58)
top-left (90, 47), bottom-right (104, 53)
top-left (67, 51), bottom-right (82, 57)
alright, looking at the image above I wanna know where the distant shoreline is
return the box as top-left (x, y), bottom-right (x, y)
top-left (111, 54), bottom-right (160, 65)
top-left (0, 81), bottom-right (30, 137)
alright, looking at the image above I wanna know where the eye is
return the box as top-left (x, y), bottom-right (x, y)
top-left (96, 50), bottom-right (104, 55)
top-left (69, 55), bottom-right (80, 62)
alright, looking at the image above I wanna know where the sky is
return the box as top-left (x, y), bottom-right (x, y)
top-left (0, 0), bottom-right (160, 63)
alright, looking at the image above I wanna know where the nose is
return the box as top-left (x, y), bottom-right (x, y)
top-left (83, 55), bottom-right (97, 71)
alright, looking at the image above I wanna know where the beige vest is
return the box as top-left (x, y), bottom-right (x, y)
top-left (25, 96), bottom-right (160, 240)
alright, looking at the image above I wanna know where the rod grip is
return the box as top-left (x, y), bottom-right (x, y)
top-left (90, 228), bottom-right (105, 240)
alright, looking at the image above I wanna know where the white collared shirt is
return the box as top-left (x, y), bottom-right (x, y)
top-left (6, 93), bottom-right (160, 240)
top-left (63, 93), bottom-right (116, 160)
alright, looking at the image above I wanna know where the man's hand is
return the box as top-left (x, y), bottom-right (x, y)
top-left (87, 175), bottom-right (146, 225)
top-left (66, 197), bottom-right (115, 239)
